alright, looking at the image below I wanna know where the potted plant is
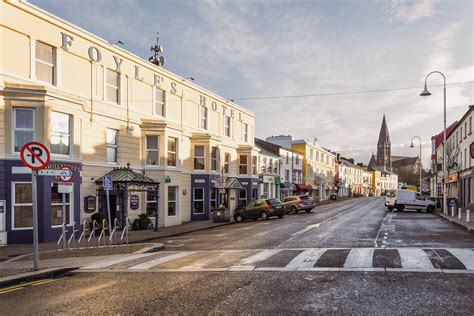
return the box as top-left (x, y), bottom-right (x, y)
top-left (213, 199), bottom-right (230, 222)
top-left (133, 213), bottom-right (151, 230)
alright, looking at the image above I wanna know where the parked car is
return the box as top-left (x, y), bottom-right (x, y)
top-left (283, 195), bottom-right (315, 214)
top-left (234, 199), bottom-right (285, 222)
top-left (385, 189), bottom-right (435, 212)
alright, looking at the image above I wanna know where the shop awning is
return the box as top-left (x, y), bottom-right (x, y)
top-left (280, 182), bottom-right (296, 191)
top-left (294, 183), bottom-right (313, 192)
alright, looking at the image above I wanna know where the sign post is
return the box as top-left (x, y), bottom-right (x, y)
top-left (58, 166), bottom-right (72, 252)
top-left (103, 175), bottom-right (113, 236)
top-left (20, 142), bottom-right (50, 271)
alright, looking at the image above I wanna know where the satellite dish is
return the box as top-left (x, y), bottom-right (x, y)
top-left (158, 45), bottom-right (163, 53)
top-left (159, 56), bottom-right (166, 66)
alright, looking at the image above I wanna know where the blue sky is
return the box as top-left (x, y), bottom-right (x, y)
top-left (31, 0), bottom-right (473, 167)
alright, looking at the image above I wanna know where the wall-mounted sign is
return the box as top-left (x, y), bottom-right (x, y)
top-left (130, 195), bottom-right (139, 210)
top-left (194, 179), bottom-right (205, 184)
top-left (165, 175), bottom-right (171, 183)
top-left (58, 183), bottom-right (73, 194)
top-left (263, 176), bottom-right (274, 183)
top-left (83, 195), bottom-right (96, 214)
top-left (182, 189), bottom-right (187, 196)
top-left (274, 176), bottom-right (281, 185)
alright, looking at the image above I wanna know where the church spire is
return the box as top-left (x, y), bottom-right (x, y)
top-left (376, 114), bottom-right (392, 171)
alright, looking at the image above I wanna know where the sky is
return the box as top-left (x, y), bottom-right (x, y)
top-left (31, 0), bottom-right (474, 168)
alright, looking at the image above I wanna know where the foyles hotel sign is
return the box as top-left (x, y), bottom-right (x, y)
top-left (59, 33), bottom-right (244, 120)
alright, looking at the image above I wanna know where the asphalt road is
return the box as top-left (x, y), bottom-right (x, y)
top-left (1, 197), bottom-right (473, 314)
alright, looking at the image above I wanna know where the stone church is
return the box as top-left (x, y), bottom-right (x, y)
top-left (368, 115), bottom-right (422, 185)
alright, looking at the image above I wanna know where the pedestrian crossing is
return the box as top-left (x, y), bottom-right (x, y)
top-left (80, 248), bottom-right (474, 273)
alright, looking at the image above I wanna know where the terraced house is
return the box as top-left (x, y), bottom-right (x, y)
top-left (0, 1), bottom-right (258, 244)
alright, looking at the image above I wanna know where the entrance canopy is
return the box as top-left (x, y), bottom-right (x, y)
top-left (95, 163), bottom-right (160, 190)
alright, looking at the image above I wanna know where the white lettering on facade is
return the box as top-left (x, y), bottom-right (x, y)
top-left (171, 82), bottom-right (177, 94)
top-left (211, 101), bottom-right (218, 111)
top-left (113, 56), bottom-right (124, 72)
top-left (154, 74), bottom-right (163, 86)
top-left (200, 95), bottom-right (206, 106)
top-left (88, 46), bottom-right (102, 62)
top-left (60, 32), bottom-right (74, 50)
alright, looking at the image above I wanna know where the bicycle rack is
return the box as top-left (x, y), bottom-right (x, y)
top-left (67, 221), bottom-right (81, 249)
top-left (120, 217), bottom-right (130, 245)
top-left (78, 220), bottom-right (88, 248)
top-left (56, 222), bottom-right (68, 251)
top-left (98, 219), bottom-right (109, 247)
top-left (87, 220), bottom-right (99, 247)
top-left (108, 218), bottom-right (120, 245)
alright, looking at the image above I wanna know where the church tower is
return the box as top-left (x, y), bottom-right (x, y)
top-left (376, 114), bottom-right (392, 171)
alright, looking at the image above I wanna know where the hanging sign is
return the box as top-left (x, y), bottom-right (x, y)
top-left (58, 182), bottom-right (73, 194)
top-left (130, 195), bottom-right (139, 210)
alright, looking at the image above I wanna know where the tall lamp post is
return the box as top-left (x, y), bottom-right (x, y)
top-left (410, 136), bottom-right (422, 192)
top-left (420, 71), bottom-right (447, 214)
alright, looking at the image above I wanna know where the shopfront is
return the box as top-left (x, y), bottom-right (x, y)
top-left (2, 160), bottom-right (82, 244)
top-left (459, 167), bottom-right (474, 208)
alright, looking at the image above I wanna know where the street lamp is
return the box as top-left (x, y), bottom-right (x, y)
top-left (420, 71), bottom-right (447, 214)
top-left (410, 136), bottom-right (422, 192)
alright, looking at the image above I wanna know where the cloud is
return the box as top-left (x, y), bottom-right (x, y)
top-left (384, 0), bottom-right (439, 23)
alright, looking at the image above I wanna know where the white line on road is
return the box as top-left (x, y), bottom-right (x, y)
top-left (344, 248), bottom-right (374, 268)
top-left (240, 249), bottom-right (281, 265)
top-left (398, 248), bottom-right (434, 269)
top-left (129, 252), bottom-right (197, 270)
top-left (447, 249), bottom-right (474, 270)
top-left (81, 253), bottom-right (157, 269)
top-left (286, 248), bottom-right (326, 269)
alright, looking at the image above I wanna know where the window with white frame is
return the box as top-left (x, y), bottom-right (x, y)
top-left (51, 183), bottom-right (72, 226)
top-left (224, 153), bottom-right (230, 174)
top-left (200, 106), bottom-right (208, 130)
top-left (194, 145), bottom-right (205, 170)
top-left (211, 147), bottom-right (218, 171)
top-left (224, 116), bottom-right (231, 137)
top-left (167, 137), bottom-right (177, 167)
top-left (239, 155), bottom-right (248, 174)
top-left (210, 189), bottom-right (218, 209)
top-left (154, 87), bottom-right (165, 116)
top-left (242, 123), bottom-right (248, 142)
top-left (146, 190), bottom-right (159, 216)
top-left (167, 186), bottom-right (178, 216)
top-left (35, 41), bottom-right (55, 85)
top-left (13, 108), bottom-right (35, 152)
top-left (51, 111), bottom-right (71, 156)
top-left (193, 188), bottom-right (205, 214)
top-left (106, 69), bottom-right (120, 104)
top-left (106, 128), bottom-right (118, 163)
top-left (12, 182), bottom-right (33, 229)
top-left (146, 135), bottom-right (159, 165)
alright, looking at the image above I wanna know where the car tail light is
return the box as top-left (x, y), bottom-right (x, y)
top-left (267, 203), bottom-right (273, 208)
top-left (298, 200), bottom-right (303, 204)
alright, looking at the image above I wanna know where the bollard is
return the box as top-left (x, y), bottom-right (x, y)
top-left (458, 208), bottom-right (462, 220)
top-left (451, 207), bottom-right (455, 217)
top-left (467, 210), bottom-right (470, 223)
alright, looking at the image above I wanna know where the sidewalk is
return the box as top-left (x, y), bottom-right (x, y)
top-left (435, 210), bottom-right (474, 232)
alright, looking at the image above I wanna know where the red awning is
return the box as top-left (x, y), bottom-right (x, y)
top-left (294, 183), bottom-right (313, 192)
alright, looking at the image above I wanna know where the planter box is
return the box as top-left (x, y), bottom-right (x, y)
top-left (212, 208), bottom-right (230, 222)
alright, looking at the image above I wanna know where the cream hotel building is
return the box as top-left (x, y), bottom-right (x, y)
top-left (0, 1), bottom-right (259, 244)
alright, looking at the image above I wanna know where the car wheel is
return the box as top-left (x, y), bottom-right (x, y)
top-left (396, 204), bottom-right (404, 212)
top-left (427, 205), bottom-right (434, 213)
top-left (305, 209), bottom-right (312, 213)
top-left (291, 206), bottom-right (298, 214)
top-left (235, 215), bottom-right (243, 223)
top-left (261, 212), bottom-right (269, 220)
top-left (387, 207), bottom-right (393, 211)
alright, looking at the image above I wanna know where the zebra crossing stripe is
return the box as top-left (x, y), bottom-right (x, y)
top-left (447, 249), bottom-right (474, 270)
top-left (286, 248), bottom-right (326, 269)
top-left (129, 252), bottom-right (197, 270)
top-left (398, 248), bottom-right (434, 269)
top-left (344, 248), bottom-right (374, 268)
top-left (82, 253), bottom-right (157, 270)
top-left (240, 249), bottom-right (281, 265)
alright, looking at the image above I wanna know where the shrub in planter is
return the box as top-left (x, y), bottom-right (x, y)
top-left (89, 212), bottom-right (106, 235)
top-left (133, 213), bottom-right (151, 230)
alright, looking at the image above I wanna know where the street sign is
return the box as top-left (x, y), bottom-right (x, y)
top-left (20, 142), bottom-right (50, 170)
top-left (130, 195), bottom-right (139, 210)
top-left (58, 183), bottom-right (73, 194)
top-left (38, 169), bottom-right (73, 177)
top-left (58, 166), bottom-right (73, 182)
top-left (103, 175), bottom-right (113, 191)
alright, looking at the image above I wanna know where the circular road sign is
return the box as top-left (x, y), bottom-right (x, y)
top-left (59, 166), bottom-right (73, 182)
top-left (20, 141), bottom-right (50, 170)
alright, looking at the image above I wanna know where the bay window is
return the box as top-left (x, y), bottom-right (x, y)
top-left (224, 153), bottom-right (230, 174)
top-left (239, 155), bottom-right (248, 174)
top-left (211, 147), bottom-right (218, 171)
top-left (146, 135), bottom-right (159, 166)
top-left (106, 128), bottom-right (118, 163)
top-left (51, 111), bottom-right (71, 155)
top-left (167, 137), bottom-right (177, 167)
top-left (13, 108), bottom-right (35, 152)
top-left (194, 146), bottom-right (205, 170)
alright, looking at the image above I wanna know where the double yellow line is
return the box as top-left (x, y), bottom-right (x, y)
top-left (0, 278), bottom-right (62, 295)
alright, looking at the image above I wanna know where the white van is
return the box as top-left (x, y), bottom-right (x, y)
top-left (385, 189), bottom-right (435, 212)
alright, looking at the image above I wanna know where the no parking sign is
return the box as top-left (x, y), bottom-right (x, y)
top-left (20, 142), bottom-right (50, 170)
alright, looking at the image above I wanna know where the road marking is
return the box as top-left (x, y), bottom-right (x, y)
top-left (344, 248), bottom-right (374, 268)
top-left (30, 279), bottom-right (59, 286)
top-left (129, 252), bottom-right (197, 270)
top-left (82, 253), bottom-right (157, 269)
top-left (0, 287), bottom-right (23, 295)
top-left (286, 248), bottom-right (326, 269)
top-left (398, 248), bottom-right (434, 269)
top-left (240, 249), bottom-right (281, 265)
top-left (447, 249), bottom-right (474, 270)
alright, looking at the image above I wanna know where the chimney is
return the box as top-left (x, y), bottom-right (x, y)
top-left (349, 158), bottom-right (355, 164)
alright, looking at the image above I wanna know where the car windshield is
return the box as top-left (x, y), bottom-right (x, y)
top-left (300, 196), bottom-right (312, 200)
top-left (386, 190), bottom-right (396, 198)
top-left (266, 199), bottom-right (281, 205)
